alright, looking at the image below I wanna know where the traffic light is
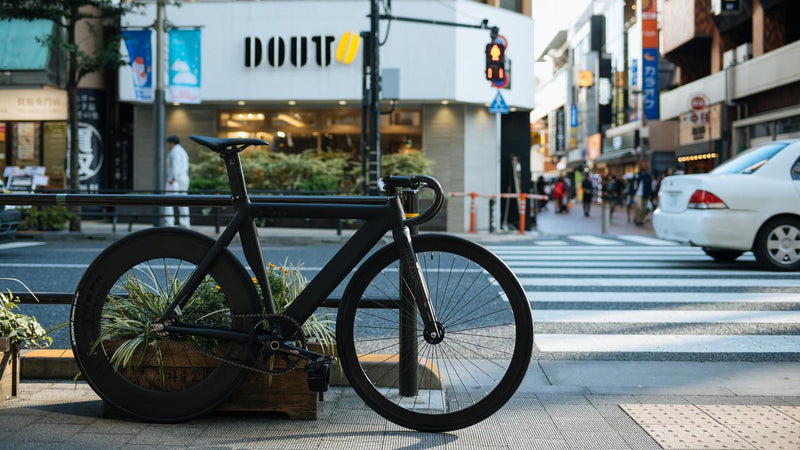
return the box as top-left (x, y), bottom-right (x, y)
top-left (485, 42), bottom-right (505, 82)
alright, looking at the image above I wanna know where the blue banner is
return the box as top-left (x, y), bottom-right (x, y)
top-left (168, 29), bottom-right (202, 104)
top-left (121, 29), bottom-right (153, 102)
top-left (642, 48), bottom-right (659, 120)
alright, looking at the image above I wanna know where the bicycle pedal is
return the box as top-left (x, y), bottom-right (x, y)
top-left (305, 355), bottom-right (333, 392)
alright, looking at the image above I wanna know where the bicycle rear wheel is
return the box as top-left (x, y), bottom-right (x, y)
top-left (71, 228), bottom-right (261, 422)
top-left (336, 234), bottom-right (533, 432)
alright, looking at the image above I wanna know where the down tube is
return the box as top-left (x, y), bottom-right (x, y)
top-left (282, 217), bottom-right (391, 324)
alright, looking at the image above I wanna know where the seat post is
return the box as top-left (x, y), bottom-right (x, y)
top-left (221, 151), bottom-right (249, 205)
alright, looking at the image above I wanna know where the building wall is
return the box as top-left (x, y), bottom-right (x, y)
top-left (133, 106), bottom-right (217, 191)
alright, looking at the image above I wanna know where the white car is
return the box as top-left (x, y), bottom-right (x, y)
top-left (653, 139), bottom-right (800, 271)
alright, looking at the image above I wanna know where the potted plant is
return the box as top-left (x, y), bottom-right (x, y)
top-left (0, 280), bottom-right (52, 401)
top-left (97, 260), bottom-right (334, 418)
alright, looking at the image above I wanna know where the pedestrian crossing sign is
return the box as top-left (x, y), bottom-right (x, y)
top-left (489, 91), bottom-right (509, 114)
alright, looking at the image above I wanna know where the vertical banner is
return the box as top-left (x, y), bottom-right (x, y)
top-left (75, 88), bottom-right (105, 191)
top-left (168, 29), bottom-right (202, 104)
top-left (641, 0), bottom-right (659, 120)
top-left (121, 29), bottom-right (153, 102)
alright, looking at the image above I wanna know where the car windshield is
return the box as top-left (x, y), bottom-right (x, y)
top-left (711, 142), bottom-right (788, 175)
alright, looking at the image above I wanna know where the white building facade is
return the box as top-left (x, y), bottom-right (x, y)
top-left (119, 0), bottom-right (535, 232)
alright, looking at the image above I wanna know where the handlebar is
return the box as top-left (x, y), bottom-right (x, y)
top-left (381, 175), bottom-right (444, 227)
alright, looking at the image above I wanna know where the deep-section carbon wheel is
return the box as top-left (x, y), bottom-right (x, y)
top-left (71, 228), bottom-right (261, 422)
top-left (336, 234), bottom-right (533, 432)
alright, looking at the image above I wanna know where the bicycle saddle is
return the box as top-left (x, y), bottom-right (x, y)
top-left (190, 135), bottom-right (268, 153)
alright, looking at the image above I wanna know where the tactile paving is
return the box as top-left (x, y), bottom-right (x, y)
top-left (620, 404), bottom-right (800, 450)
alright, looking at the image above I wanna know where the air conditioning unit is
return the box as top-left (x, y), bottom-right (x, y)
top-left (710, 0), bottom-right (741, 16)
top-left (723, 49), bottom-right (736, 69)
top-left (736, 43), bottom-right (752, 63)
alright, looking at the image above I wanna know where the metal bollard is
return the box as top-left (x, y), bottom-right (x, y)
top-left (489, 197), bottom-right (496, 233)
top-left (399, 189), bottom-right (419, 396)
top-left (602, 199), bottom-right (610, 234)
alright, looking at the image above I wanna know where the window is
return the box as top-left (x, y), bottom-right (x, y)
top-left (711, 142), bottom-right (787, 175)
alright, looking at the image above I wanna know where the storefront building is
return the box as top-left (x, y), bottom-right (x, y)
top-left (0, 19), bottom-right (67, 188)
top-left (660, 0), bottom-right (800, 173)
top-left (119, 0), bottom-right (535, 232)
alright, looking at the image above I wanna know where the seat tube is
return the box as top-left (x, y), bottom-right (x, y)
top-left (399, 190), bottom-right (419, 396)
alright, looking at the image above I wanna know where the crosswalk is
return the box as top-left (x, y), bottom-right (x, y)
top-left (486, 241), bottom-right (800, 361)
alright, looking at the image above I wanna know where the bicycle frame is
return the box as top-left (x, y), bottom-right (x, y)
top-left (158, 149), bottom-right (433, 351)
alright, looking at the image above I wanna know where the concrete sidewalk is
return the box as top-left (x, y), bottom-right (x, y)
top-left (1, 360), bottom-right (799, 449)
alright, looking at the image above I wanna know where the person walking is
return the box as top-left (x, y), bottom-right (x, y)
top-left (552, 176), bottom-right (566, 214)
top-left (581, 175), bottom-right (593, 217)
top-left (632, 160), bottom-right (653, 226)
top-left (162, 135), bottom-right (191, 228)
top-left (535, 175), bottom-right (548, 212)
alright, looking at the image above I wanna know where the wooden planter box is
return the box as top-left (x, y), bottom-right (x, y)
top-left (102, 341), bottom-right (333, 420)
top-left (0, 337), bottom-right (19, 401)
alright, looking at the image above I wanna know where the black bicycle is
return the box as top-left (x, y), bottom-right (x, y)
top-left (70, 136), bottom-right (533, 432)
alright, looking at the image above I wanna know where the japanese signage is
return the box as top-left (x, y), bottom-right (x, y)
top-left (73, 89), bottom-right (105, 191)
top-left (168, 29), bottom-right (202, 104)
top-left (641, 0), bottom-right (659, 120)
top-left (121, 29), bottom-right (153, 102)
top-left (0, 89), bottom-right (67, 121)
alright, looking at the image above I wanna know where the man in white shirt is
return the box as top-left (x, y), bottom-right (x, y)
top-left (162, 135), bottom-right (191, 227)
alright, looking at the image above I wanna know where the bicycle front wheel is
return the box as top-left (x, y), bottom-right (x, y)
top-left (71, 228), bottom-right (261, 422)
top-left (337, 234), bottom-right (533, 432)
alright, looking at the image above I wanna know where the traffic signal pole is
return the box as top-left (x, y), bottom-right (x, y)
top-left (361, 0), bottom-right (499, 195)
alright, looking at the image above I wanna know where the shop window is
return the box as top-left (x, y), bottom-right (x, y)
top-left (217, 107), bottom-right (421, 156)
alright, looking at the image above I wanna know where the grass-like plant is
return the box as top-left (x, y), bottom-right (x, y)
top-left (95, 259), bottom-right (334, 387)
top-left (0, 278), bottom-right (52, 349)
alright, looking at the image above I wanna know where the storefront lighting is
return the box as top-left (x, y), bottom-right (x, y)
top-left (441, 100), bottom-right (449, 105)
top-left (288, 100), bottom-right (297, 106)
top-left (277, 131), bottom-right (286, 138)
top-left (238, 114), bottom-right (244, 119)
top-left (172, 102), bottom-right (180, 106)
top-left (237, 131), bottom-right (248, 138)
top-left (247, 113), bottom-right (253, 119)
top-left (237, 101), bottom-right (246, 106)
top-left (510, 107), bottom-right (517, 112)
top-left (257, 113), bottom-right (264, 120)
top-left (338, 100), bottom-right (347, 105)
top-left (677, 153), bottom-right (719, 163)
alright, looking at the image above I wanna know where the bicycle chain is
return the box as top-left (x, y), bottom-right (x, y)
top-left (164, 312), bottom-right (306, 376)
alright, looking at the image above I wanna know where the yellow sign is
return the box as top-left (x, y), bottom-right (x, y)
top-left (578, 70), bottom-right (593, 87)
top-left (335, 32), bottom-right (360, 65)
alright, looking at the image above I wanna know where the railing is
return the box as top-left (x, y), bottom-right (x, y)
top-left (3, 188), bottom-right (344, 234)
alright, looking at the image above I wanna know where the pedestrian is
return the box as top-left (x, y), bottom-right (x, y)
top-left (552, 176), bottom-right (566, 214)
top-left (608, 174), bottom-right (623, 221)
top-left (632, 160), bottom-right (653, 226)
top-left (535, 175), bottom-right (548, 212)
top-left (162, 135), bottom-right (191, 228)
top-left (581, 175), bottom-right (593, 217)
top-left (624, 172), bottom-right (635, 223)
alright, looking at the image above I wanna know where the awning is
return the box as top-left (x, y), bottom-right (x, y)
top-left (0, 19), bottom-right (53, 70)
top-left (594, 149), bottom-right (637, 164)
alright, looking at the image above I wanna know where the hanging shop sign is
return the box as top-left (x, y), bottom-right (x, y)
top-left (121, 29), bottom-right (153, 103)
top-left (168, 29), bottom-right (202, 104)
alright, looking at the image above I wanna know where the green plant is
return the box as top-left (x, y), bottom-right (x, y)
top-left (381, 149), bottom-right (434, 177)
top-left (95, 259), bottom-right (333, 385)
top-left (0, 279), bottom-right (52, 349)
top-left (19, 206), bottom-right (75, 231)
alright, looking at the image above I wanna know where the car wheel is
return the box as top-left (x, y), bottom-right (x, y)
top-left (754, 217), bottom-right (800, 271)
top-left (702, 247), bottom-right (744, 262)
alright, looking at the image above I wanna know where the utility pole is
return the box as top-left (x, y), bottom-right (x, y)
top-left (154, 0), bottom-right (167, 222)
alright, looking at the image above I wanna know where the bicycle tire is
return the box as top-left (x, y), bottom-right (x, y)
top-left (336, 234), bottom-right (533, 432)
top-left (71, 228), bottom-right (261, 422)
